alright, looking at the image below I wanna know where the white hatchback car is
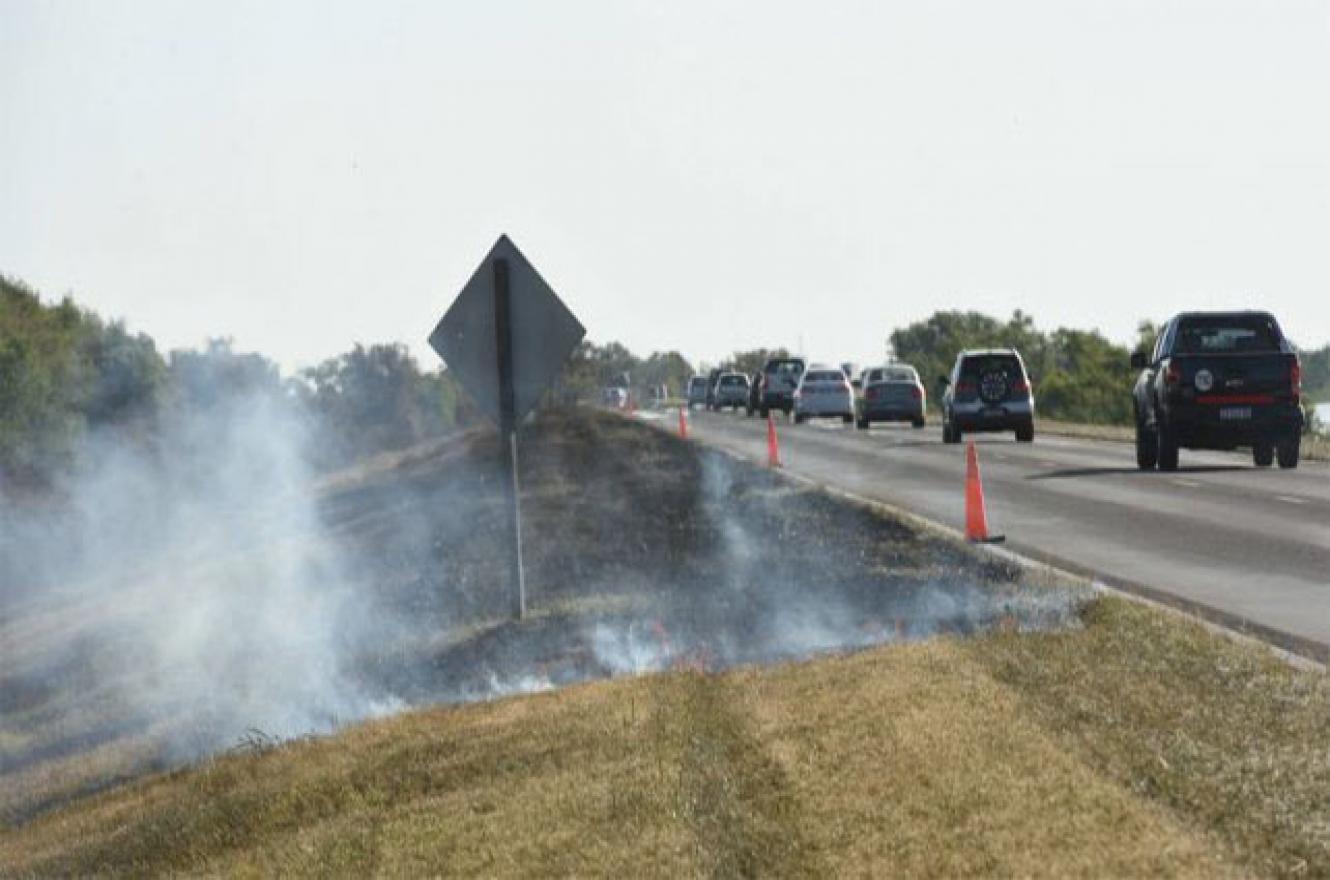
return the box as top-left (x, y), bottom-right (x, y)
top-left (793, 365), bottom-right (855, 424)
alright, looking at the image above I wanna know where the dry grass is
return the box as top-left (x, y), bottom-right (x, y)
top-left (4, 595), bottom-right (1328, 877)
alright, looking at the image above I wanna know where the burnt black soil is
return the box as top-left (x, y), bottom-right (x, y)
top-left (341, 409), bottom-right (1084, 703)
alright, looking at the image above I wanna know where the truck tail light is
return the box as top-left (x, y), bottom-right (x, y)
top-left (1164, 362), bottom-right (1182, 386)
top-left (1011, 379), bottom-right (1029, 394)
top-left (909, 386), bottom-right (922, 399)
top-left (956, 380), bottom-right (976, 395)
top-left (1291, 359), bottom-right (1302, 403)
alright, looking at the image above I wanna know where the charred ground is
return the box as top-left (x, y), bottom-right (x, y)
top-left (1, 408), bottom-right (1079, 826)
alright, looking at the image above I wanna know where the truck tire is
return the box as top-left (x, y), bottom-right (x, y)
top-left (1277, 437), bottom-right (1300, 469)
top-left (842, 414), bottom-right (854, 425)
top-left (912, 417), bottom-right (926, 429)
top-left (1015, 424), bottom-right (1034, 443)
top-left (1135, 421), bottom-right (1159, 470)
top-left (1157, 425), bottom-right (1179, 472)
top-left (1252, 442), bottom-right (1274, 467)
top-left (856, 418), bottom-right (869, 430)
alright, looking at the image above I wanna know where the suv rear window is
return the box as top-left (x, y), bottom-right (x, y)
top-left (882, 368), bottom-right (915, 382)
top-left (1174, 316), bottom-right (1280, 354)
top-left (960, 355), bottom-right (1022, 379)
top-left (804, 371), bottom-right (843, 382)
top-left (720, 375), bottom-right (746, 386)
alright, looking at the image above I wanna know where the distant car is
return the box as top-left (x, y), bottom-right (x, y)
top-left (713, 372), bottom-right (750, 411)
top-left (686, 376), bottom-right (709, 409)
top-left (705, 367), bottom-right (724, 410)
top-left (940, 349), bottom-right (1035, 443)
top-left (602, 386), bottom-right (629, 409)
top-left (858, 364), bottom-right (926, 429)
top-left (1131, 311), bottom-right (1303, 470)
top-left (793, 365), bottom-right (855, 424)
top-left (759, 357), bottom-right (806, 417)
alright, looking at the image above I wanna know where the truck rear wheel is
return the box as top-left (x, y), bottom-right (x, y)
top-left (1157, 425), bottom-right (1179, 472)
top-left (1277, 437), bottom-right (1300, 470)
top-left (1252, 443), bottom-right (1274, 468)
top-left (1136, 421), bottom-right (1158, 470)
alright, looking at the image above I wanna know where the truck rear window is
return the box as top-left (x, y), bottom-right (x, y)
top-left (1174, 316), bottom-right (1281, 354)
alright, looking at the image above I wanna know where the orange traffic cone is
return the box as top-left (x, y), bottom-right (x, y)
top-left (678, 406), bottom-right (689, 439)
top-left (767, 413), bottom-right (782, 468)
top-left (965, 440), bottom-right (1004, 543)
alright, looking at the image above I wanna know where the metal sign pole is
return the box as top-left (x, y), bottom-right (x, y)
top-left (493, 257), bottom-right (527, 619)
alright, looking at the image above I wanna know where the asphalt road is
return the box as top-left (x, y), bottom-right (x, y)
top-left (677, 408), bottom-right (1330, 658)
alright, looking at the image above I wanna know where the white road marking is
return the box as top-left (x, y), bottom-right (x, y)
top-left (1171, 479), bottom-right (1201, 488)
top-left (1275, 495), bottom-right (1308, 505)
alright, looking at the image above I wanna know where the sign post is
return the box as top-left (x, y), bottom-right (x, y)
top-left (429, 235), bottom-right (585, 620)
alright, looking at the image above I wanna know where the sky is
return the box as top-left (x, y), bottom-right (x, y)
top-left (3, 0), bottom-right (1328, 374)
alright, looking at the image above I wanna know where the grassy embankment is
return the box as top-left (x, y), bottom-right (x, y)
top-left (2, 412), bottom-right (1328, 877)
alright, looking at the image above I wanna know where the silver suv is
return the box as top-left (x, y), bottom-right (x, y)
top-left (940, 349), bottom-right (1035, 443)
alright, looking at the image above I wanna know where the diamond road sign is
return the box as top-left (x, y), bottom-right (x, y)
top-left (429, 235), bottom-right (585, 426)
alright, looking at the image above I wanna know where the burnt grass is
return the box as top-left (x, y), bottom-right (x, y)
top-left (0, 408), bottom-right (1083, 824)
top-left (339, 408), bottom-right (1084, 704)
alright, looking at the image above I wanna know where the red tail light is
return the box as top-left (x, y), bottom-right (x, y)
top-left (956, 381), bottom-right (976, 394)
top-left (909, 386), bottom-right (922, 399)
top-left (1291, 359), bottom-right (1302, 401)
top-left (1011, 379), bottom-right (1029, 394)
top-left (1164, 362), bottom-right (1182, 386)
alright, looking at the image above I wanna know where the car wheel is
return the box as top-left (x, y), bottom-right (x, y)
top-left (912, 418), bottom-right (925, 429)
top-left (1157, 424), bottom-right (1179, 472)
top-left (856, 418), bottom-right (869, 430)
top-left (842, 414), bottom-right (853, 425)
top-left (1277, 436), bottom-right (1300, 469)
top-left (1015, 424), bottom-right (1034, 443)
top-left (1252, 442), bottom-right (1274, 468)
top-left (1135, 421), bottom-right (1159, 470)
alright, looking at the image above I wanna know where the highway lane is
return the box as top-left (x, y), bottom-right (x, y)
top-left (681, 409), bottom-right (1330, 656)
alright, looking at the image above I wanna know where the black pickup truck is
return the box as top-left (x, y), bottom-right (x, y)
top-left (1131, 311), bottom-right (1304, 471)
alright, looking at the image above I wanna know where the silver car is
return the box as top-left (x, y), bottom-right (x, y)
top-left (793, 365), bottom-right (855, 424)
top-left (712, 372), bottom-right (750, 411)
top-left (940, 349), bottom-right (1035, 443)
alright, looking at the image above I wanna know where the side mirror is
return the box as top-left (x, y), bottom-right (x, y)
top-left (1130, 351), bottom-right (1149, 370)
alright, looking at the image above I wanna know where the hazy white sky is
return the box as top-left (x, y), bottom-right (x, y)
top-left (3, 1), bottom-right (1328, 372)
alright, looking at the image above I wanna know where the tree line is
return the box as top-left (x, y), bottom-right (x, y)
top-left (0, 275), bottom-right (471, 489)
top-left (5, 272), bottom-right (1325, 490)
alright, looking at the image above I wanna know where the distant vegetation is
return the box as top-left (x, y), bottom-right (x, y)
top-left (893, 309), bottom-right (1329, 428)
top-left (0, 275), bottom-right (468, 489)
top-left (888, 310), bottom-right (1151, 426)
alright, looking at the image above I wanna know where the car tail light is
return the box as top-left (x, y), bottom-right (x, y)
top-left (909, 386), bottom-right (922, 399)
top-left (956, 380), bottom-right (976, 394)
top-left (1291, 359), bottom-right (1302, 401)
top-left (1164, 362), bottom-right (1182, 386)
top-left (1011, 379), bottom-right (1029, 394)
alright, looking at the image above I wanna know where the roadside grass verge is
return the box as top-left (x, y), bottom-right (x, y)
top-left (3, 594), bottom-right (1328, 877)
top-left (1037, 418), bottom-right (1330, 462)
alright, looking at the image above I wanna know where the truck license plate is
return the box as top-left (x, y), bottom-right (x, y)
top-left (1219, 406), bottom-right (1251, 421)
